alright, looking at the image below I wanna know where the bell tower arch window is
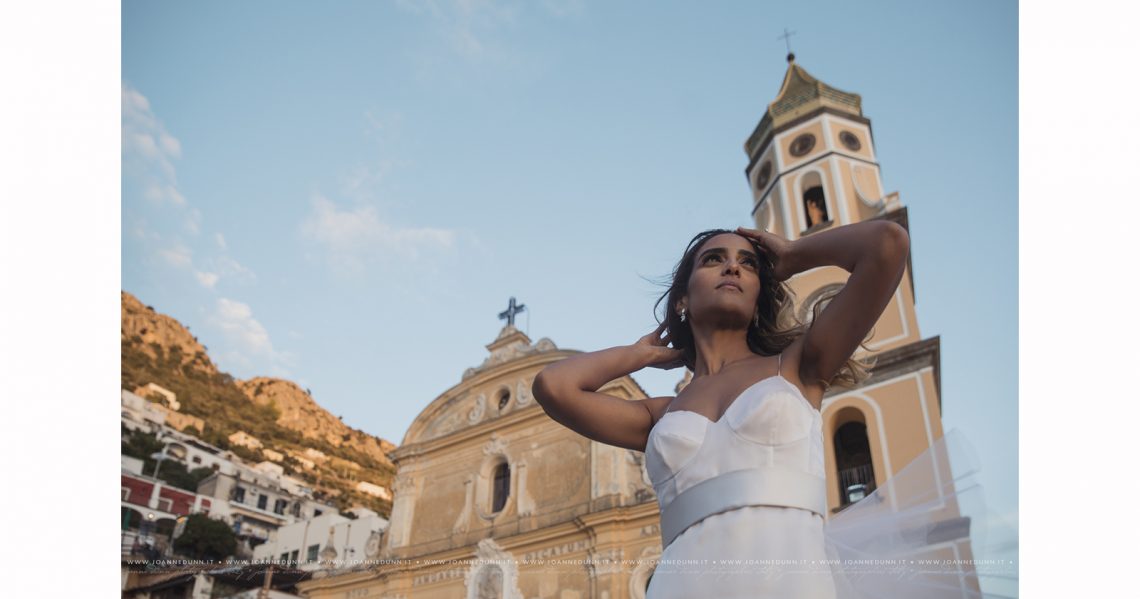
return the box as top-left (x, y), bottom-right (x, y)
top-left (832, 412), bottom-right (877, 509)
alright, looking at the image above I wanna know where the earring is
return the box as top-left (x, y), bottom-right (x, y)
top-left (680, 308), bottom-right (687, 323)
top-left (753, 311), bottom-right (760, 328)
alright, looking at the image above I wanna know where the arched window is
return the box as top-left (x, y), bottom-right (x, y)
top-left (497, 388), bottom-right (511, 411)
top-left (801, 172), bottom-right (831, 231)
top-left (833, 419), bottom-right (876, 509)
top-left (491, 462), bottom-right (510, 513)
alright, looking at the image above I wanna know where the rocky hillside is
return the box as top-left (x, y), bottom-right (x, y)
top-left (122, 291), bottom-right (213, 374)
top-left (236, 377), bottom-right (396, 463)
top-left (121, 291), bottom-right (396, 514)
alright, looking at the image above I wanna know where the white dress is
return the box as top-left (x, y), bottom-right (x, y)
top-left (644, 364), bottom-right (1017, 598)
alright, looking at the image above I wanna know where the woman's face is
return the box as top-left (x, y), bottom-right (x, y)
top-left (681, 233), bottom-right (762, 327)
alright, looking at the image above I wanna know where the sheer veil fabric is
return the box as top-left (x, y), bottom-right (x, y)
top-left (823, 428), bottom-right (1019, 598)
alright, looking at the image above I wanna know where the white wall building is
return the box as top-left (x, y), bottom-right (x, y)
top-left (229, 431), bottom-right (264, 450)
top-left (197, 461), bottom-right (332, 545)
top-left (121, 389), bottom-right (167, 432)
top-left (139, 382), bottom-right (180, 411)
top-left (252, 508), bottom-right (388, 570)
top-left (122, 455), bottom-right (144, 476)
top-left (355, 481), bottom-right (391, 501)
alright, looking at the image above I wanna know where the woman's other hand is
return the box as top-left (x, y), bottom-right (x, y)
top-left (734, 226), bottom-right (797, 281)
top-left (634, 322), bottom-right (685, 370)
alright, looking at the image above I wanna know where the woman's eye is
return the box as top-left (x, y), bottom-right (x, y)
top-left (703, 254), bottom-right (722, 263)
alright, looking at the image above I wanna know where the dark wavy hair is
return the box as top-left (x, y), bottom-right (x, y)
top-left (653, 228), bottom-right (872, 388)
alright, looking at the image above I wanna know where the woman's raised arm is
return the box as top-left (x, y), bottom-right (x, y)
top-left (737, 220), bottom-right (910, 388)
top-left (532, 324), bottom-right (683, 452)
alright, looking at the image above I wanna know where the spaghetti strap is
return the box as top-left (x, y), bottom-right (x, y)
top-left (777, 352), bottom-right (782, 377)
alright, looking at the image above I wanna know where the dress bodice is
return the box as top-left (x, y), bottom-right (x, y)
top-left (645, 374), bottom-right (826, 513)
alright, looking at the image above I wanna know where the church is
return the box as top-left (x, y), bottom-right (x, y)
top-left (298, 56), bottom-right (976, 599)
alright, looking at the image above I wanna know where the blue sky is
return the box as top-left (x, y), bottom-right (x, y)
top-left (122, 0), bottom-right (1017, 548)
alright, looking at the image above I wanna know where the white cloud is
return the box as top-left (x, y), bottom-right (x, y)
top-left (215, 233), bottom-right (227, 250)
top-left (211, 298), bottom-right (296, 377)
top-left (122, 82), bottom-right (202, 237)
top-left (143, 183), bottom-right (186, 207)
top-left (396, 0), bottom-right (523, 60)
top-left (195, 271), bottom-right (219, 289)
top-left (186, 208), bottom-right (202, 234)
top-left (300, 195), bottom-right (456, 273)
top-left (541, 0), bottom-right (584, 18)
top-left (214, 298), bottom-right (276, 357)
top-left (159, 244), bottom-right (193, 268)
top-left (213, 254), bottom-right (256, 282)
top-left (123, 83), bottom-right (182, 196)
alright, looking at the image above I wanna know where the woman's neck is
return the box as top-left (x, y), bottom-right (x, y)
top-left (690, 326), bottom-right (755, 377)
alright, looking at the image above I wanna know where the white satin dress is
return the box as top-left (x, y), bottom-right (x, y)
top-left (644, 356), bottom-right (1018, 599)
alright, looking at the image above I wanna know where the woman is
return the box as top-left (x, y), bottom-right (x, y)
top-left (533, 222), bottom-right (1016, 598)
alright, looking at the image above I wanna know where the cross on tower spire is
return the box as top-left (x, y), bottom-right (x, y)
top-left (778, 27), bottom-right (797, 62)
top-left (498, 297), bottom-right (526, 327)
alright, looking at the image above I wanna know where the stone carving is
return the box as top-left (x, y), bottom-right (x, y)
top-left (464, 538), bottom-right (523, 599)
top-left (423, 410), bottom-right (463, 441)
top-left (474, 565), bottom-right (502, 599)
top-left (628, 546), bottom-right (663, 599)
top-left (393, 474), bottom-right (414, 494)
top-left (468, 394), bottom-right (487, 424)
top-left (482, 434), bottom-right (508, 457)
top-left (534, 338), bottom-right (555, 352)
top-left (851, 164), bottom-right (888, 212)
top-left (365, 530), bottom-right (383, 558)
top-left (587, 548), bottom-right (624, 576)
top-left (514, 379), bottom-right (532, 407)
top-left (463, 325), bottom-right (559, 380)
top-left (318, 526), bottom-right (338, 563)
top-left (522, 539), bottom-right (590, 562)
top-left (626, 449), bottom-right (654, 490)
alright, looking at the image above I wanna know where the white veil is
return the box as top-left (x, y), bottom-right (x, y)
top-left (823, 428), bottom-right (1019, 598)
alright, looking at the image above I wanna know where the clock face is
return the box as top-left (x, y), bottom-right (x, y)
top-left (789, 133), bottom-right (816, 157)
top-left (756, 162), bottom-right (772, 189)
top-left (840, 131), bottom-right (862, 151)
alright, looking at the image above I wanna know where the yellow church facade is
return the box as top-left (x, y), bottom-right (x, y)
top-left (299, 58), bottom-right (977, 599)
top-left (300, 325), bottom-right (664, 599)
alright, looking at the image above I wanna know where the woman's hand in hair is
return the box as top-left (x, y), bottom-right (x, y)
top-left (734, 227), bottom-right (797, 282)
top-left (634, 322), bottom-right (686, 370)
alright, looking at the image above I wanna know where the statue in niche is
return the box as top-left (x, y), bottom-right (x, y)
top-left (475, 564), bottom-right (503, 599)
top-left (804, 187), bottom-right (829, 228)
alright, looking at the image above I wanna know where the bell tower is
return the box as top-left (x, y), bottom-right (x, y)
top-left (743, 55), bottom-right (944, 519)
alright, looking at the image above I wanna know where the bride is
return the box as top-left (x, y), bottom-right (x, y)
top-left (532, 222), bottom-right (1013, 597)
